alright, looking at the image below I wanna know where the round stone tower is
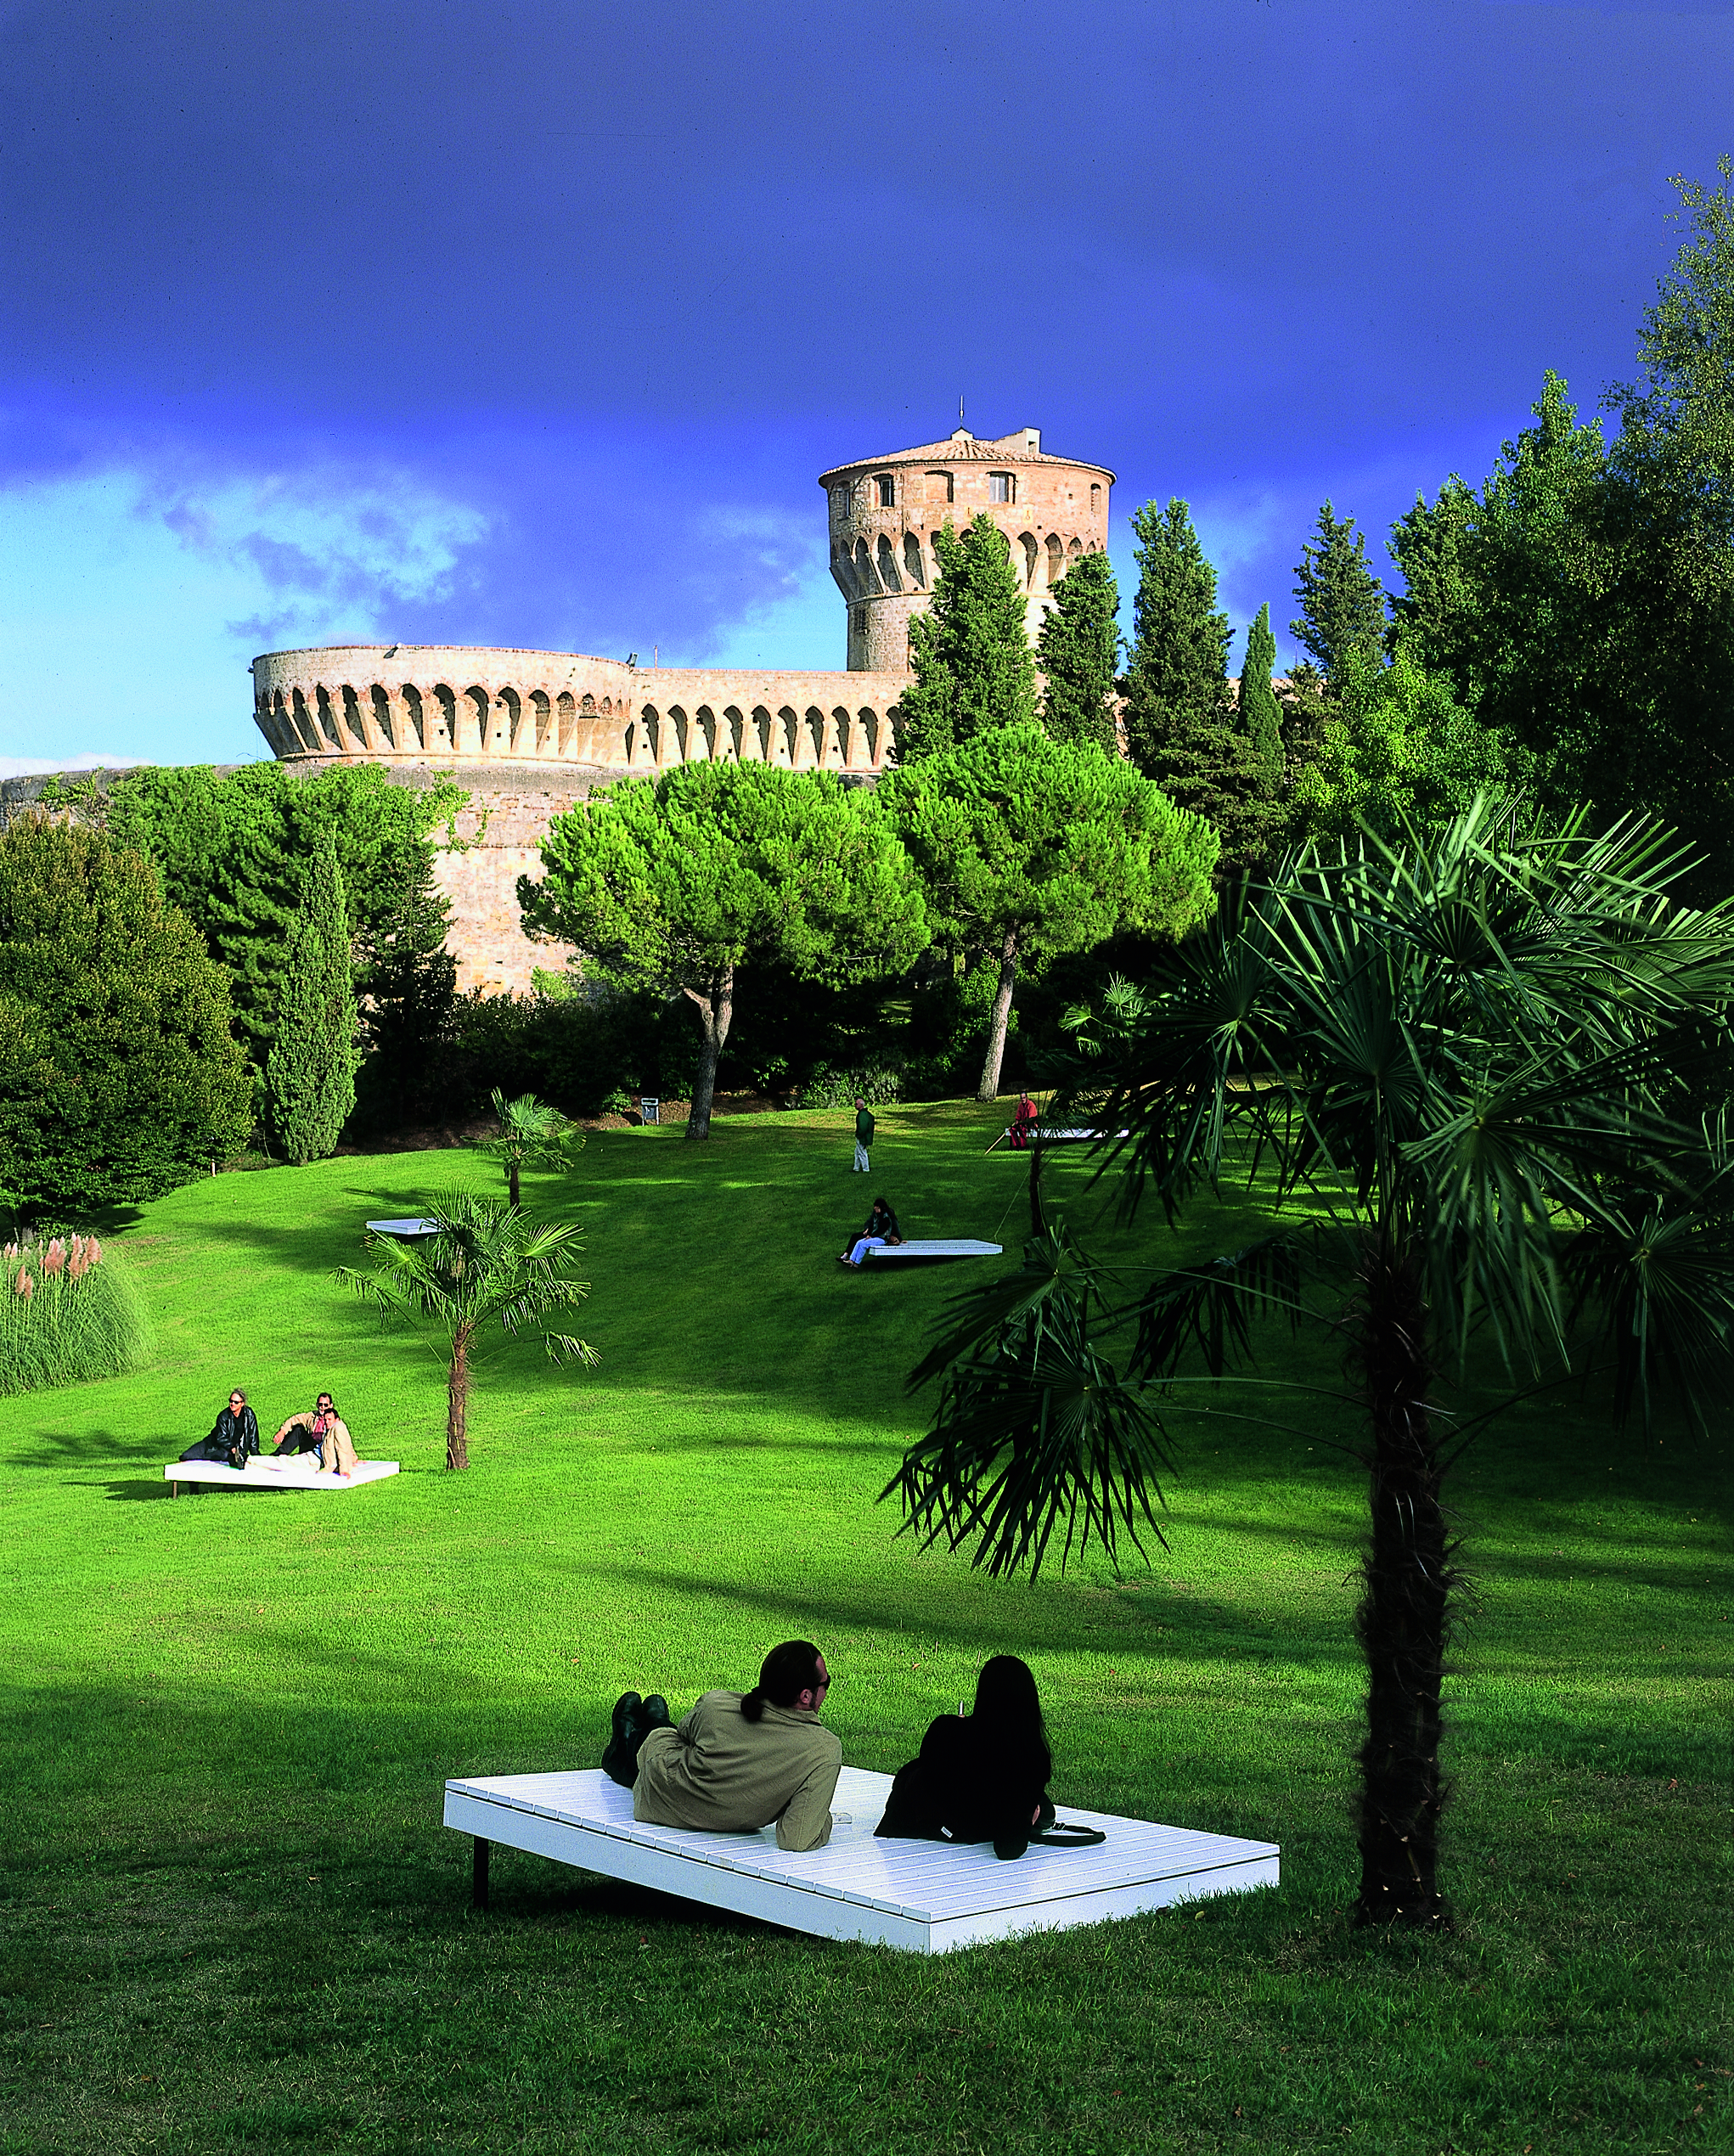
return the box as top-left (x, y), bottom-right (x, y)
top-left (818, 425), bottom-right (1114, 672)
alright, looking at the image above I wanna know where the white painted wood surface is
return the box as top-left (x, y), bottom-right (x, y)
top-left (365, 1218), bottom-right (440, 1237)
top-left (860, 1240), bottom-right (1004, 1262)
top-left (443, 1765), bottom-right (1278, 1951)
top-left (163, 1459), bottom-right (401, 1493)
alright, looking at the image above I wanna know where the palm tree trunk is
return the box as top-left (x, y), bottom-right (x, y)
top-left (976, 931), bottom-right (1019, 1102)
top-left (507, 1159), bottom-right (521, 1208)
top-left (446, 1325), bottom-right (472, 1472)
top-left (1353, 1240), bottom-right (1451, 1928)
top-left (685, 967), bottom-right (735, 1140)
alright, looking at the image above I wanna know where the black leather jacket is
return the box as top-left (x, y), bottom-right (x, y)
top-left (206, 1404), bottom-right (260, 1466)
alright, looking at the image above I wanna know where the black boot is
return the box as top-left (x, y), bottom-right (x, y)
top-left (640, 1694), bottom-right (671, 1731)
top-left (601, 1691), bottom-right (644, 1787)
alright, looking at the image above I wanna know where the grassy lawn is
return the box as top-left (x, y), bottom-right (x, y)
top-left (1, 1101), bottom-right (1728, 2154)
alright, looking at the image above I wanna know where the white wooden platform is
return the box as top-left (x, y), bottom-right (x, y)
top-left (366, 1217), bottom-right (438, 1236)
top-left (443, 1765), bottom-right (1278, 1951)
top-left (860, 1239), bottom-right (1003, 1262)
top-left (163, 1458), bottom-right (400, 1495)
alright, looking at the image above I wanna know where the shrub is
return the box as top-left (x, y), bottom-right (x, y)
top-left (0, 1234), bottom-right (154, 1396)
top-left (793, 1061), bottom-right (905, 1112)
top-left (0, 817), bottom-right (253, 1213)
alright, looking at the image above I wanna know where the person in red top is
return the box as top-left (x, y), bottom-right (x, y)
top-left (1007, 1094), bottom-right (1039, 1151)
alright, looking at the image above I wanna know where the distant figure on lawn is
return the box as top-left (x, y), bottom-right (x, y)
top-left (839, 1196), bottom-right (903, 1267)
top-left (268, 1391), bottom-right (360, 1478)
top-left (1007, 1093), bottom-right (1039, 1151)
top-left (875, 1654), bottom-right (1056, 1860)
top-left (179, 1388), bottom-right (260, 1468)
top-left (603, 1640), bottom-right (843, 1852)
top-left (853, 1097), bottom-right (875, 1173)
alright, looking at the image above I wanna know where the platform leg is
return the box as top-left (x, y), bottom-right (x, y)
top-left (472, 1835), bottom-right (489, 1911)
top-left (169, 1479), bottom-right (179, 1498)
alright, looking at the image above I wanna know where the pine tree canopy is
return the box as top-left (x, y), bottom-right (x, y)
top-left (1036, 547), bottom-right (1121, 754)
top-left (897, 514), bottom-right (1038, 761)
top-left (1237, 603), bottom-right (1283, 774)
top-left (267, 836), bottom-right (361, 1165)
top-left (0, 817), bottom-right (252, 1212)
top-left (1290, 500), bottom-right (1388, 678)
top-left (522, 763), bottom-right (930, 1137)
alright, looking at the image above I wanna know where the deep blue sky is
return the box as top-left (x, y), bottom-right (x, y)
top-left (2, 0), bottom-right (1730, 771)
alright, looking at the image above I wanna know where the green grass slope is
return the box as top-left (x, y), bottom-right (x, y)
top-left (1, 1102), bottom-right (1727, 2155)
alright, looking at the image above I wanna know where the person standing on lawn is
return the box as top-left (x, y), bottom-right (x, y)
top-left (853, 1097), bottom-right (875, 1173)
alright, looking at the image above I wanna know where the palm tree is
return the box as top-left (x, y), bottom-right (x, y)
top-left (338, 1188), bottom-right (596, 1470)
top-left (886, 802), bottom-right (1734, 1927)
top-left (483, 1089), bottom-right (584, 1209)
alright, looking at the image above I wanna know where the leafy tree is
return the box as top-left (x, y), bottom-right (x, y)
top-left (266, 837), bottom-right (360, 1165)
top-left (1237, 603), bottom-right (1283, 774)
top-left (1396, 370), bottom-right (1734, 892)
top-left (104, 762), bottom-right (464, 1067)
top-left (1123, 503), bottom-right (1286, 872)
top-left (521, 763), bottom-right (929, 1138)
top-left (483, 1088), bottom-right (583, 1207)
top-left (880, 722), bottom-right (1219, 1101)
top-left (885, 802), bottom-right (1734, 1927)
top-left (898, 514), bottom-right (1039, 761)
top-left (1605, 155), bottom-right (1734, 504)
top-left (1036, 547), bottom-right (1120, 753)
top-left (1291, 501), bottom-right (1388, 678)
top-left (1289, 647), bottom-right (1532, 844)
top-left (0, 817), bottom-right (251, 1213)
top-left (339, 1190), bottom-right (594, 1470)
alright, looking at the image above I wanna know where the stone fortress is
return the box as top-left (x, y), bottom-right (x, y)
top-left (250, 427), bottom-right (1112, 990)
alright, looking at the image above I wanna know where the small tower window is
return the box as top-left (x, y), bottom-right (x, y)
top-left (1090, 482), bottom-right (1101, 514)
top-left (989, 471), bottom-right (1015, 504)
top-left (834, 484), bottom-right (853, 515)
top-left (926, 470), bottom-right (954, 504)
top-left (875, 474), bottom-right (896, 508)
top-left (853, 607), bottom-right (869, 640)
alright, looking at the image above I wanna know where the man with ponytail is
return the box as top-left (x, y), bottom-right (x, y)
top-left (611, 1640), bottom-right (842, 1852)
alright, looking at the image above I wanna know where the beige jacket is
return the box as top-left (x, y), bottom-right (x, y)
top-left (633, 1691), bottom-right (842, 1851)
top-left (274, 1410), bottom-right (358, 1474)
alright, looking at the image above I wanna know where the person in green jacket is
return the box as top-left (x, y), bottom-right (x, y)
top-left (853, 1097), bottom-right (874, 1173)
top-left (604, 1641), bottom-right (843, 1853)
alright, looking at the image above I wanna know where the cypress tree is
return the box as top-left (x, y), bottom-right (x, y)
top-left (897, 514), bottom-right (1038, 761)
top-left (1291, 501), bottom-right (1388, 678)
top-left (1238, 603), bottom-right (1283, 775)
top-left (1123, 500), bottom-right (1286, 871)
top-left (1123, 498), bottom-right (1233, 765)
top-left (1035, 547), bottom-right (1121, 753)
top-left (267, 836), bottom-right (360, 1164)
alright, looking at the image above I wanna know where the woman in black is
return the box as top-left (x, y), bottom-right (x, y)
top-left (839, 1196), bottom-right (903, 1267)
top-left (875, 1654), bottom-right (1056, 1860)
top-left (178, 1388), bottom-right (260, 1469)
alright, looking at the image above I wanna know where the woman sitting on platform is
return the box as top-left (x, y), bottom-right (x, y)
top-left (178, 1388), bottom-right (260, 1469)
top-left (838, 1196), bottom-right (904, 1267)
top-left (875, 1654), bottom-right (1056, 1860)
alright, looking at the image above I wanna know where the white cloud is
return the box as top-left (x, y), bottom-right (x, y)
top-left (0, 459), bottom-right (489, 769)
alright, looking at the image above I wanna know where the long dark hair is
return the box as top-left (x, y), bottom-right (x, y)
top-left (741, 1639), bottom-right (823, 1724)
top-left (971, 1655), bottom-right (1050, 1772)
